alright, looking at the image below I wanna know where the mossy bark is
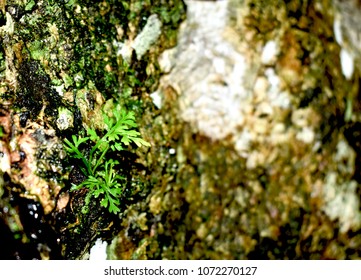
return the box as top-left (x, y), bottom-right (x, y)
top-left (116, 0), bottom-right (361, 260)
top-left (0, 0), bottom-right (185, 259)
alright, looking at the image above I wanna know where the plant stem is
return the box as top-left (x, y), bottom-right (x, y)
top-left (91, 147), bottom-right (109, 175)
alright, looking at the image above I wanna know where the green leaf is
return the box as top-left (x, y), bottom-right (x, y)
top-left (64, 101), bottom-right (151, 214)
top-left (97, 140), bottom-right (109, 153)
top-left (122, 130), bottom-right (140, 137)
top-left (81, 176), bottom-right (100, 190)
top-left (72, 135), bottom-right (89, 148)
top-left (84, 193), bottom-right (92, 206)
top-left (132, 137), bottom-right (151, 147)
top-left (88, 128), bottom-right (99, 142)
top-left (108, 186), bottom-right (122, 197)
top-left (112, 142), bottom-right (123, 151)
top-left (109, 203), bottom-right (120, 214)
top-left (105, 197), bottom-right (121, 214)
top-left (93, 188), bottom-right (104, 198)
top-left (121, 135), bottom-right (131, 145)
top-left (107, 133), bottom-right (120, 142)
top-left (103, 114), bottom-right (114, 130)
top-left (100, 197), bottom-right (108, 208)
top-left (70, 183), bottom-right (82, 191)
top-left (122, 119), bottom-right (137, 127)
top-left (63, 138), bottom-right (77, 153)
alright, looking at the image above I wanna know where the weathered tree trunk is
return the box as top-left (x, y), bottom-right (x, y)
top-left (134, 0), bottom-right (361, 260)
top-left (0, 0), bottom-right (185, 259)
top-left (1, 0), bottom-right (361, 260)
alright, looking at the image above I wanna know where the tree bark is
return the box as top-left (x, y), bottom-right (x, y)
top-left (1, 0), bottom-right (361, 260)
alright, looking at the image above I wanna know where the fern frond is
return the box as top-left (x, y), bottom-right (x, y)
top-left (64, 102), bottom-right (150, 214)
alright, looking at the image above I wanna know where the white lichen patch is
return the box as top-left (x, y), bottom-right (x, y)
top-left (133, 14), bottom-right (162, 60)
top-left (56, 107), bottom-right (74, 130)
top-left (158, 47), bottom-right (176, 74)
top-left (115, 14), bottom-right (162, 62)
top-left (52, 84), bottom-right (65, 96)
top-left (340, 48), bottom-right (354, 80)
top-left (265, 68), bottom-right (291, 109)
top-left (0, 12), bottom-right (14, 35)
top-left (333, 14), bottom-right (343, 45)
top-left (156, 0), bottom-right (316, 167)
top-left (234, 128), bottom-right (252, 157)
top-left (322, 172), bottom-right (361, 233)
top-left (333, 139), bottom-right (356, 174)
top-left (246, 150), bottom-right (266, 169)
top-left (150, 90), bottom-right (162, 109)
top-left (158, 0), bottom-right (252, 142)
top-left (332, 1), bottom-right (361, 78)
top-left (261, 40), bottom-right (278, 65)
top-left (296, 127), bottom-right (315, 144)
top-left (291, 108), bottom-right (318, 144)
top-left (114, 40), bottom-right (133, 63)
top-left (333, 0), bottom-right (361, 70)
top-left (321, 138), bottom-right (359, 233)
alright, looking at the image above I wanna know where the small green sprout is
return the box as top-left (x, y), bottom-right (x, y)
top-left (64, 104), bottom-right (150, 214)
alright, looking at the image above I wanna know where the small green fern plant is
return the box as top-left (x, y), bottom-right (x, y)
top-left (63, 104), bottom-right (150, 214)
